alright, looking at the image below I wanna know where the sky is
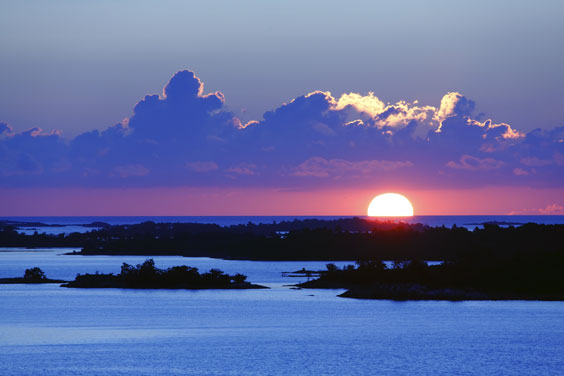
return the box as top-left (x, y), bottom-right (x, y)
top-left (1, 0), bottom-right (563, 215)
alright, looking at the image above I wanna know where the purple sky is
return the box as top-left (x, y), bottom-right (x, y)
top-left (0, 1), bottom-right (563, 215)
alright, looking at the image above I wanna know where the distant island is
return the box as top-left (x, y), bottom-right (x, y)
top-left (464, 220), bottom-right (524, 226)
top-left (0, 261), bottom-right (267, 290)
top-left (0, 267), bottom-right (66, 284)
top-left (0, 220), bottom-right (111, 229)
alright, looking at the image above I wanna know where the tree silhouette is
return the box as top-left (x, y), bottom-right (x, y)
top-left (24, 267), bottom-right (45, 280)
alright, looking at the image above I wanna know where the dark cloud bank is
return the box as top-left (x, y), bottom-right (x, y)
top-left (1, 70), bottom-right (563, 189)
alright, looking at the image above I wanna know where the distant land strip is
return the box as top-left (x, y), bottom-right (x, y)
top-left (1, 218), bottom-right (563, 262)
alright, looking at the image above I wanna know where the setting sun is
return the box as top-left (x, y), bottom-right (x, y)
top-left (367, 193), bottom-right (414, 217)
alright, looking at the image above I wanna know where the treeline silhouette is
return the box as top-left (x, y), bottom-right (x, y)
top-left (0, 267), bottom-right (65, 284)
top-left (299, 247), bottom-right (564, 300)
top-left (62, 259), bottom-right (266, 289)
top-left (1, 218), bottom-right (563, 261)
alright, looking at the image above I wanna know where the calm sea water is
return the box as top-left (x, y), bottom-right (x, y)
top-left (3, 215), bottom-right (564, 235)
top-left (1, 249), bottom-right (564, 375)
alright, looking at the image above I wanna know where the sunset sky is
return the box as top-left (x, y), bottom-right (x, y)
top-left (1, 0), bottom-right (563, 215)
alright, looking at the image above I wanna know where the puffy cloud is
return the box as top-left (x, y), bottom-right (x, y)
top-left (0, 126), bottom-right (67, 180)
top-left (372, 101), bottom-right (435, 128)
top-left (487, 122), bottom-right (522, 140)
top-left (334, 92), bottom-right (386, 117)
top-left (128, 70), bottom-right (228, 142)
top-left (332, 93), bottom-right (435, 131)
top-left (436, 92), bottom-right (475, 123)
top-left (1, 69), bottom-right (563, 190)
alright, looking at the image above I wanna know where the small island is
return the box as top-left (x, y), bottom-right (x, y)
top-left (297, 250), bottom-right (564, 301)
top-left (0, 267), bottom-right (66, 284)
top-left (0, 261), bottom-right (267, 290)
top-left (61, 259), bottom-right (268, 290)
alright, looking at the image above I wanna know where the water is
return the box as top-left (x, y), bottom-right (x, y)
top-left (0, 248), bottom-right (350, 283)
top-left (1, 249), bottom-right (564, 375)
top-left (3, 215), bottom-right (564, 235)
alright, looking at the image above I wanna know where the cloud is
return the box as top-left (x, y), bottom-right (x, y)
top-left (520, 157), bottom-right (552, 167)
top-left (186, 161), bottom-right (219, 172)
top-left (539, 203), bottom-right (564, 215)
top-left (0, 125), bottom-right (67, 180)
top-left (293, 157), bottom-right (413, 178)
top-left (513, 168), bottom-right (529, 176)
top-left (1, 69), bottom-right (564, 190)
top-left (0, 122), bottom-right (13, 136)
top-left (127, 70), bottom-right (228, 143)
top-left (332, 92), bottom-right (435, 132)
top-left (507, 203), bottom-right (564, 215)
top-left (436, 92), bottom-right (475, 124)
top-left (226, 163), bottom-right (256, 176)
top-left (446, 155), bottom-right (504, 171)
top-left (111, 164), bottom-right (150, 178)
top-left (334, 92), bottom-right (386, 117)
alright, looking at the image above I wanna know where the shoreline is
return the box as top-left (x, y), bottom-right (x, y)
top-left (0, 277), bottom-right (67, 284)
top-left (297, 280), bottom-right (564, 301)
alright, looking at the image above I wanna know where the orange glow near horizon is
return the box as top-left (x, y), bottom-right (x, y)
top-left (367, 193), bottom-right (414, 217)
top-left (0, 186), bottom-right (563, 216)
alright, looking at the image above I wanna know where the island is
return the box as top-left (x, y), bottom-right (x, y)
top-left (0, 261), bottom-right (267, 290)
top-left (61, 259), bottom-right (268, 290)
top-left (1, 218), bottom-right (563, 262)
top-left (0, 267), bottom-right (66, 284)
top-left (297, 250), bottom-right (564, 301)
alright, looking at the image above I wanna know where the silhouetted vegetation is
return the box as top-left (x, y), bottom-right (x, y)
top-left (61, 259), bottom-right (267, 289)
top-left (2, 217), bottom-right (564, 299)
top-left (24, 267), bottom-right (46, 280)
top-left (0, 267), bottom-right (65, 284)
top-left (1, 218), bottom-right (562, 262)
top-left (298, 247), bottom-right (564, 300)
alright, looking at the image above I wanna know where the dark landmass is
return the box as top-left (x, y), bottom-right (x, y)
top-left (297, 253), bottom-right (564, 301)
top-left (0, 277), bottom-right (67, 284)
top-left (61, 259), bottom-right (267, 290)
top-left (0, 267), bottom-right (66, 284)
top-left (464, 221), bottom-right (524, 226)
top-left (0, 220), bottom-right (110, 229)
top-left (83, 222), bottom-right (111, 228)
top-left (1, 218), bottom-right (562, 262)
top-left (0, 263), bottom-right (266, 290)
top-left (0, 220), bottom-right (67, 228)
top-left (281, 268), bottom-right (324, 278)
top-left (1, 216), bottom-right (563, 299)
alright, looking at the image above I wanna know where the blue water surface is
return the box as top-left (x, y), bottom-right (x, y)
top-left (0, 249), bottom-right (563, 375)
